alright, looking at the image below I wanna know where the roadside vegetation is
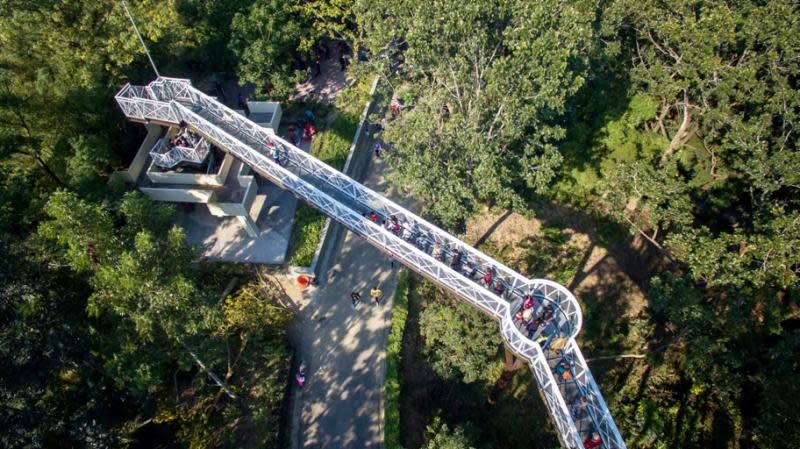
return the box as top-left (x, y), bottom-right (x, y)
top-left (385, 271), bottom-right (410, 449)
top-left (285, 74), bottom-right (375, 266)
top-left (286, 203), bottom-right (326, 267)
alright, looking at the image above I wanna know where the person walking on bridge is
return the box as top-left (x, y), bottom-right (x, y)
top-left (483, 267), bottom-right (494, 287)
top-left (370, 286), bottom-right (383, 305)
top-left (583, 433), bottom-right (603, 449)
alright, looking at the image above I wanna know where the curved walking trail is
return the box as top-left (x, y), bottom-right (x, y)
top-left (290, 135), bottom-right (408, 449)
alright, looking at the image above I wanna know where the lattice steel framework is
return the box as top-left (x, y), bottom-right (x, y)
top-left (149, 136), bottom-right (210, 168)
top-left (115, 77), bottom-right (627, 449)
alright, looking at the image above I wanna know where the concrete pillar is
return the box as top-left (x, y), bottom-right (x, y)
top-left (237, 214), bottom-right (259, 238)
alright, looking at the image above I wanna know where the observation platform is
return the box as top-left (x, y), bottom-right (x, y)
top-left (111, 122), bottom-right (296, 261)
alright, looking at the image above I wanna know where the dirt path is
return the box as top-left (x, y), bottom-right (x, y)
top-left (293, 45), bottom-right (349, 103)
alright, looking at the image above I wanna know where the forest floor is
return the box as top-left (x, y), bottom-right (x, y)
top-left (463, 204), bottom-right (659, 319)
top-left (292, 44), bottom-right (348, 102)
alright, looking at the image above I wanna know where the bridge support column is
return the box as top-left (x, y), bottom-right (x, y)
top-left (237, 214), bottom-right (259, 238)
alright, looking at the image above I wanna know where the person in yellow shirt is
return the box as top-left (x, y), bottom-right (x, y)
top-left (370, 286), bottom-right (383, 305)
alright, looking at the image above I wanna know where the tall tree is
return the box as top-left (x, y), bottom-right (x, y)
top-left (229, 0), bottom-right (311, 99)
top-left (0, 236), bottom-right (120, 448)
top-left (360, 0), bottom-right (599, 229)
top-left (595, 0), bottom-right (800, 290)
top-left (423, 416), bottom-right (479, 449)
top-left (0, 0), bottom-right (191, 200)
top-left (39, 191), bottom-right (232, 398)
top-left (417, 280), bottom-right (502, 385)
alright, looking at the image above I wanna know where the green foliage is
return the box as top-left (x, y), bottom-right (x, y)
top-left (39, 190), bottom-right (119, 272)
top-left (668, 209), bottom-right (800, 290)
top-left (423, 416), bottom-right (478, 449)
top-left (558, 94), bottom-right (669, 199)
top-left (286, 203), bottom-right (326, 267)
top-left (169, 309), bottom-right (291, 449)
top-left (174, 0), bottom-right (259, 75)
top-left (310, 112), bottom-right (358, 170)
top-left (386, 271), bottom-right (410, 449)
top-left (229, 0), bottom-right (310, 99)
top-left (0, 237), bottom-right (118, 448)
top-left (40, 190), bottom-right (217, 394)
top-left (64, 135), bottom-right (118, 199)
top-left (223, 283), bottom-right (293, 336)
top-left (603, 272), bottom-right (796, 448)
top-left (418, 280), bottom-right (502, 385)
top-left (38, 190), bottom-right (293, 447)
top-left (294, 0), bottom-right (357, 50)
top-left (755, 329), bottom-right (800, 449)
top-left (0, 165), bottom-right (40, 235)
top-left (595, 0), bottom-right (799, 292)
top-left (118, 190), bottom-right (177, 238)
top-left (363, 0), bottom-right (599, 229)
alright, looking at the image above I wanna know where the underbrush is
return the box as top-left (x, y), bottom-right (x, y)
top-left (386, 271), bottom-right (410, 449)
top-left (286, 203), bottom-right (326, 267)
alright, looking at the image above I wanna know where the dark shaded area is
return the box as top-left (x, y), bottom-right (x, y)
top-left (399, 276), bottom-right (559, 449)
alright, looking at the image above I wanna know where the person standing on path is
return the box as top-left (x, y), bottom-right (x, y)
top-left (370, 286), bottom-right (383, 305)
top-left (350, 291), bottom-right (361, 309)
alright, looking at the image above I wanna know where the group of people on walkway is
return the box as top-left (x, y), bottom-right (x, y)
top-left (363, 210), bottom-right (550, 312)
top-left (287, 110), bottom-right (317, 147)
top-left (550, 349), bottom-right (608, 448)
top-left (310, 41), bottom-right (351, 76)
top-left (263, 110), bottom-right (320, 166)
top-left (169, 121), bottom-right (201, 149)
top-left (361, 208), bottom-right (592, 374)
top-left (514, 293), bottom-right (556, 340)
top-left (265, 137), bottom-right (288, 166)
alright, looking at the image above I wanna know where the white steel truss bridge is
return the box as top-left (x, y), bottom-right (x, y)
top-left (115, 77), bottom-right (627, 449)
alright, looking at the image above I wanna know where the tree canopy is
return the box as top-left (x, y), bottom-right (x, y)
top-left (0, 0), bottom-right (797, 448)
top-left (363, 0), bottom-right (599, 228)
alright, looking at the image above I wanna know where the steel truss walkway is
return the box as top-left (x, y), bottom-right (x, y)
top-left (115, 77), bottom-right (627, 449)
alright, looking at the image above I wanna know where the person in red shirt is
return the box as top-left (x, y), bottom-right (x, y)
top-left (303, 122), bottom-right (316, 141)
top-left (369, 212), bottom-right (379, 223)
top-left (483, 268), bottom-right (493, 287)
top-left (583, 432), bottom-right (602, 449)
